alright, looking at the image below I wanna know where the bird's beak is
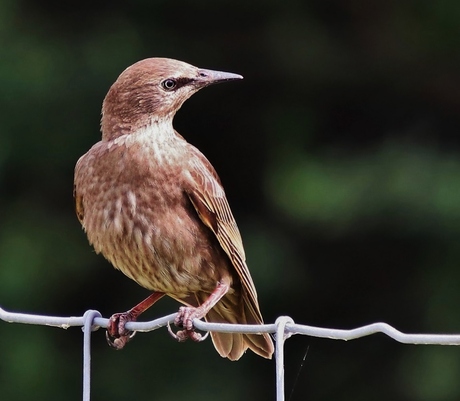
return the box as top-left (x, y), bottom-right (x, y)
top-left (195, 68), bottom-right (243, 87)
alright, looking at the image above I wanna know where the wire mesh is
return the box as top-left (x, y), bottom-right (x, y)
top-left (2, 305), bottom-right (460, 401)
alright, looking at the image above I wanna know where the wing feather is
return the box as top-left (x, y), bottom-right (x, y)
top-left (185, 158), bottom-right (260, 309)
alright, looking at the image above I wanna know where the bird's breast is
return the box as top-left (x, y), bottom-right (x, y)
top-left (75, 137), bottom-right (229, 296)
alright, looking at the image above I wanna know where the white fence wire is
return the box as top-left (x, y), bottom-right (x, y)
top-left (2, 305), bottom-right (460, 401)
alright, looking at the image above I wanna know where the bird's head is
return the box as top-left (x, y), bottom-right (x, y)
top-left (101, 58), bottom-right (243, 140)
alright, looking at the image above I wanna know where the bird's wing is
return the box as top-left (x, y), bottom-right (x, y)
top-left (74, 156), bottom-right (87, 224)
top-left (185, 157), bottom-right (260, 310)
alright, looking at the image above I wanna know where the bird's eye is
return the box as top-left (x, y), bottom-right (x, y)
top-left (161, 79), bottom-right (177, 91)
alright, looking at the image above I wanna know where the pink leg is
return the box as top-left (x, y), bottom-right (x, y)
top-left (170, 281), bottom-right (229, 342)
top-left (107, 292), bottom-right (165, 350)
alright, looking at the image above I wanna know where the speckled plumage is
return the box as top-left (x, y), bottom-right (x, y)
top-left (74, 58), bottom-right (274, 360)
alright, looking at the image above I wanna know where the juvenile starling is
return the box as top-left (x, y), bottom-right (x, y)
top-left (74, 58), bottom-right (274, 361)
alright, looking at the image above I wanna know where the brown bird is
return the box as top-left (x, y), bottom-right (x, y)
top-left (74, 57), bottom-right (274, 361)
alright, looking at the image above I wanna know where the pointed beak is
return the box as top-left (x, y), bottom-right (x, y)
top-left (194, 68), bottom-right (243, 87)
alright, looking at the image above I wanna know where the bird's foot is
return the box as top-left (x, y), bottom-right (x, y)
top-left (167, 306), bottom-right (209, 343)
top-left (106, 312), bottom-right (137, 350)
top-left (175, 305), bottom-right (203, 331)
top-left (167, 322), bottom-right (209, 342)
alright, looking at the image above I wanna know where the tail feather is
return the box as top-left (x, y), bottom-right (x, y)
top-left (199, 291), bottom-right (274, 361)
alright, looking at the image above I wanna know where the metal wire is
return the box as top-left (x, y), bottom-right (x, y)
top-left (2, 305), bottom-right (460, 401)
top-left (82, 310), bottom-right (102, 401)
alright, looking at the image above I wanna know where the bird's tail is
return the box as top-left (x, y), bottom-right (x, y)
top-left (197, 291), bottom-right (274, 361)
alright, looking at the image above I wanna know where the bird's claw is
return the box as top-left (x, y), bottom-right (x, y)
top-left (106, 312), bottom-right (137, 350)
top-left (174, 305), bottom-right (204, 331)
top-left (167, 310), bottom-right (209, 343)
top-left (106, 330), bottom-right (136, 349)
top-left (167, 321), bottom-right (188, 342)
top-left (167, 322), bottom-right (209, 342)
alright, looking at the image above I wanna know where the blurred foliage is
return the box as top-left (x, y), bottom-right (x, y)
top-left (1, 0), bottom-right (460, 400)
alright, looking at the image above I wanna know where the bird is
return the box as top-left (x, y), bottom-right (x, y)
top-left (74, 57), bottom-right (274, 361)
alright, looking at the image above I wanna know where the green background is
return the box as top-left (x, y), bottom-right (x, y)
top-left (1, 0), bottom-right (460, 400)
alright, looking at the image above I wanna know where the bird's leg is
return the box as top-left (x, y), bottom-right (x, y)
top-left (170, 281), bottom-right (229, 342)
top-left (106, 292), bottom-right (165, 350)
